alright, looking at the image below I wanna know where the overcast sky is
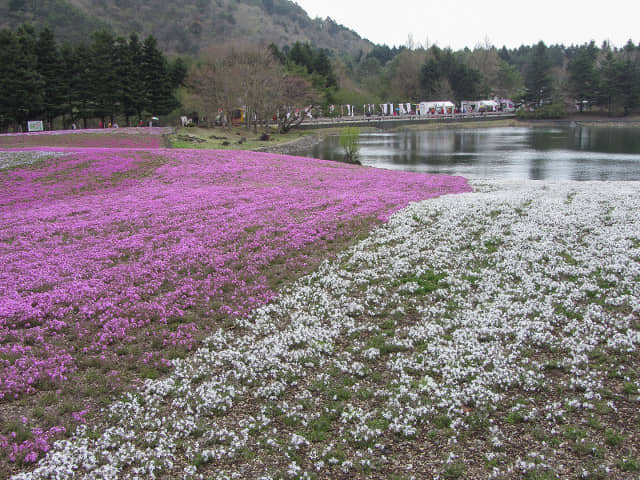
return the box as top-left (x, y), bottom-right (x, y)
top-left (293, 0), bottom-right (637, 50)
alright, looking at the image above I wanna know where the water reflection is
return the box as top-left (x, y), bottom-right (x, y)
top-left (300, 126), bottom-right (640, 181)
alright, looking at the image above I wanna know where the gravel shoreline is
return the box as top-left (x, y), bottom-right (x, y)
top-left (253, 134), bottom-right (325, 156)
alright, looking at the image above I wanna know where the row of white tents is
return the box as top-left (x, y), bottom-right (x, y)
top-left (327, 99), bottom-right (515, 117)
top-left (420, 99), bottom-right (516, 114)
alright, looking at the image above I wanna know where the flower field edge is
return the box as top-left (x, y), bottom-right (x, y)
top-left (0, 147), bottom-right (471, 476)
top-left (9, 178), bottom-right (640, 479)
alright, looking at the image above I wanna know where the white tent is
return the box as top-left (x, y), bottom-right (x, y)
top-left (419, 101), bottom-right (455, 114)
top-left (479, 100), bottom-right (498, 110)
top-left (461, 100), bottom-right (498, 113)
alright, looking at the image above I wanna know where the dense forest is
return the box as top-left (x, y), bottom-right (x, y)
top-left (0, 25), bottom-right (186, 132)
top-left (156, 36), bottom-right (640, 123)
top-left (1, 17), bottom-right (639, 133)
top-left (332, 39), bottom-right (640, 117)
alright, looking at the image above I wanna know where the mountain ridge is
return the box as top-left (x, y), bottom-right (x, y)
top-left (0, 0), bottom-right (373, 56)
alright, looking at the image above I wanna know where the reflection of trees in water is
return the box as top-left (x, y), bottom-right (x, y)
top-left (307, 126), bottom-right (640, 181)
top-left (570, 126), bottom-right (640, 154)
top-left (573, 127), bottom-right (592, 151)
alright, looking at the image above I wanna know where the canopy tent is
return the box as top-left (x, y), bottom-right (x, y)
top-left (461, 100), bottom-right (499, 113)
top-left (418, 101), bottom-right (455, 114)
top-left (478, 100), bottom-right (498, 109)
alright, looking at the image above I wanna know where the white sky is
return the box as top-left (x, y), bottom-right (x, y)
top-left (294, 0), bottom-right (637, 50)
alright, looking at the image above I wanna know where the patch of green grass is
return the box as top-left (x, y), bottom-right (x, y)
top-left (140, 366), bottom-right (160, 379)
top-left (3, 421), bottom-right (33, 443)
top-left (307, 414), bottom-right (333, 442)
top-left (586, 415), bottom-right (602, 430)
top-left (559, 250), bottom-right (578, 265)
top-left (379, 319), bottom-right (396, 335)
top-left (367, 334), bottom-right (409, 356)
top-left (398, 270), bottom-right (448, 295)
top-left (433, 413), bottom-right (452, 429)
top-left (574, 439), bottom-right (604, 458)
top-left (39, 391), bottom-right (58, 406)
top-left (506, 410), bottom-right (526, 424)
top-left (523, 468), bottom-right (559, 480)
top-left (330, 387), bottom-right (352, 401)
top-left (484, 238), bottom-right (503, 254)
top-left (462, 273), bottom-right (480, 285)
top-left (604, 428), bottom-right (625, 447)
top-left (367, 417), bottom-right (390, 431)
top-left (564, 425), bottom-right (587, 442)
top-left (442, 462), bottom-right (466, 479)
top-left (617, 456), bottom-right (640, 472)
top-left (356, 388), bottom-right (374, 400)
top-left (554, 303), bottom-right (584, 321)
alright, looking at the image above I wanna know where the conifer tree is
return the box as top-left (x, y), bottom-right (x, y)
top-left (0, 26), bottom-right (43, 131)
top-left (142, 35), bottom-right (179, 116)
top-left (524, 41), bottom-right (552, 106)
top-left (72, 43), bottom-right (95, 128)
top-left (568, 42), bottom-right (600, 110)
top-left (35, 27), bottom-right (64, 127)
top-left (89, 30), bottom-right (120, 124)
top-left (122, 34), bottom-right (147, 124)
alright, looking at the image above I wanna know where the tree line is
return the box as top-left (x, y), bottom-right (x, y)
top-left (187, 38), bottom-right (640, 123)
top-left (184, 41), bottom-right (340, 133)
top-left (0, 25), bottom-right (186, 132)
top-left (339, 39), bottom-right (640, 116)
top-left (2, 22), bottom-right (639, 134)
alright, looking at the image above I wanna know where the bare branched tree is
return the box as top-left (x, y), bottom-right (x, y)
top-left (277, 75), bottom-right (318, 133)
top-left (188, 44), bottom-right (318, 133)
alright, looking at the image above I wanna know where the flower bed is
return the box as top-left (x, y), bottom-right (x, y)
top-left (10, 180), bottom-right (640, 479)
top-left (0, 148), bottom-right (469, 473)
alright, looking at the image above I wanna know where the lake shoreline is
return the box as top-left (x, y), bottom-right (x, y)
top-left (260, 114), bottom-right (640, 157)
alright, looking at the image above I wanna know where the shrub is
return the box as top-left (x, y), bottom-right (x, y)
top-left (339, 127), bottom-right (361, 162)
top-left (517, 104), bottom-right (567, 120)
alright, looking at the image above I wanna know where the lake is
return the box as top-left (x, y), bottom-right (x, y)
top-left (299, 125), bottom-right (640, 181)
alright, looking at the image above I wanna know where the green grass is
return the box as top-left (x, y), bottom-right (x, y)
top-left (398, 270), bottom-right (448, 295)
top-left (167, 126), bottom-right (310, 151)
top-left (617, 456), bottom-right (640, 472)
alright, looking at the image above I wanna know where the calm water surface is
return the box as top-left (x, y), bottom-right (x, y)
top-left (300, 126), bottom-right (640, 181)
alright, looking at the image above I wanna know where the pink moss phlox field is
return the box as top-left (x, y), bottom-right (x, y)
top-left (0, 128), bottom-right (170, 149)
top-left (0, 147), bottom-right (470, 462)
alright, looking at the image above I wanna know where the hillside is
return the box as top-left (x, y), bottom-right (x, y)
top-left (0, 0), bottom-right (373, 56)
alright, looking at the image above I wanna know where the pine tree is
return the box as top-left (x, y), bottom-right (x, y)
top-left (72, 43), bottom-right (95, 128)
top-left (598, 52), bottom-right (622, 114)
top-left (141, 35), bottom-right (179, 116)
top-left (35, 27), bottom-right (64, 128)
top-left (524, 41), bottom-right (553, 107)
top-left (0, 26), bottom-right (43, 132)
top-left (568, 42), bottom-right (599, 110)
top-left (123, 34), bottom-right (147, 124)
top-left (89, 30), bottom-right (120, 124)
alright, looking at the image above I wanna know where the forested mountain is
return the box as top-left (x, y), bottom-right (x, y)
top-left (3, 0), bottom-right (639, 130)
top-left (0, 0), bottom-right (373, 56)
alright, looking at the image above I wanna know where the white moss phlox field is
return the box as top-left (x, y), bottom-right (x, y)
top-left (14, 180), bottom-right (640, 479)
